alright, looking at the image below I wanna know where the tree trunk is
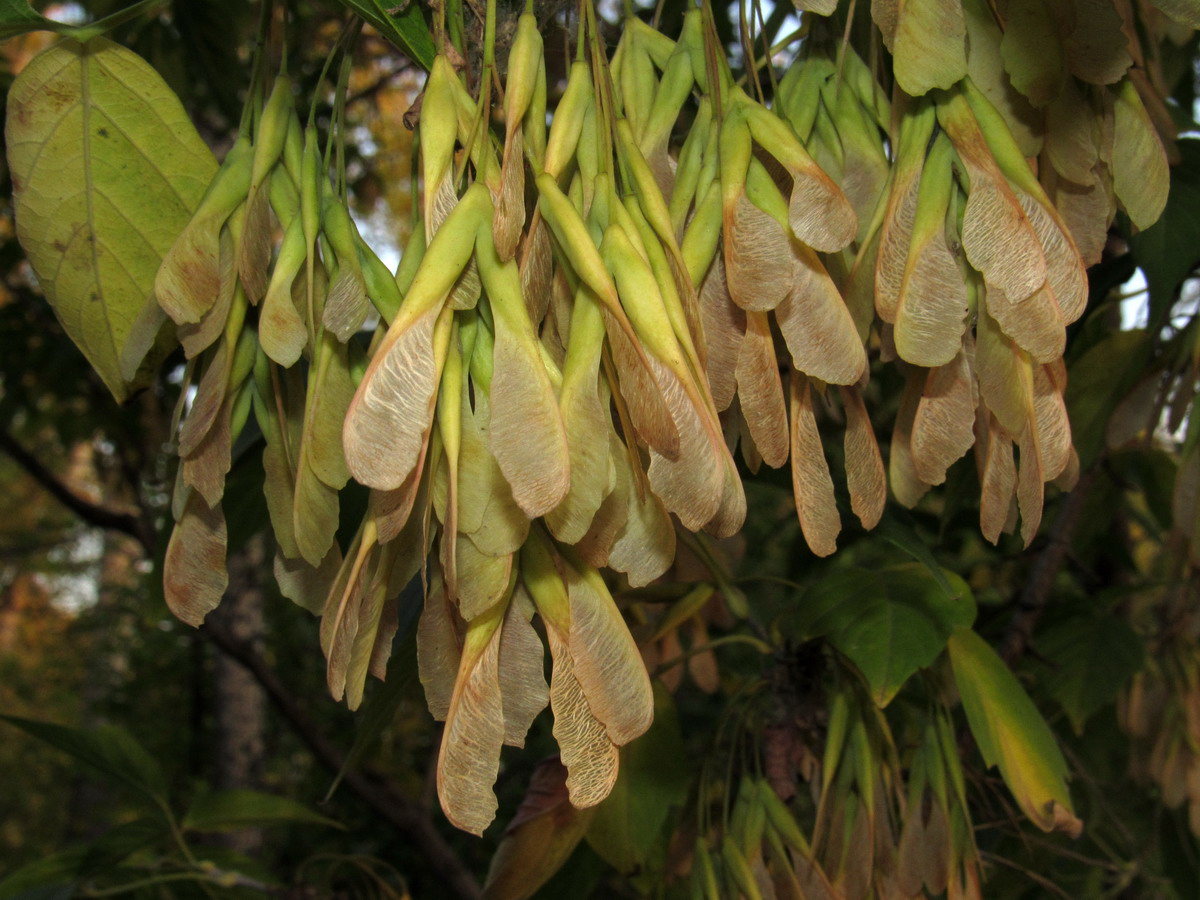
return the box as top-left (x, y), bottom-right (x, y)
top-left (208, 533), bottom-right (268, 857)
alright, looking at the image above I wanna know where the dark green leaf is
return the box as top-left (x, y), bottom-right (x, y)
top-left (1109, 448), bottom-right (1178, 533)
top-left (223, 433), bottom-right (271, 550)
top-left (1066, 329), bottom-right (1152, 469)
top-left (0, 715), bottom-right (168, 808)
top-left (1036, 614), bottom-right (1144, 734)
top-left (875, 512), bottom-right (958, 601)
top-left (483, 758), bottom-right (592, 900)
top-left (792, 564), bottom-right (976, 706)
top-left (183, 788), bottom-right (342, 832)
top-left (529, 840), bottom-right (608, 900)
top-left (1130, 139), bottom-right (1200, 327)
top-left (80, 818), bottom-right (168, 873)
top-left (331, 0), bottom-right (435, 71)
top-left (0, 0), bottom-right (59, 40)
top-left (585, 685), bottom-right (691, 873)
top-left (0, 850), bottom-right (83, 900)
top-left (0, 0), bottom-right (173, 42)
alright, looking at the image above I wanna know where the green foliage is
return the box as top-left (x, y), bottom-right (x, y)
top-left (330, 0), bottom-right (435, 70)
top-left (790, 563), bottom-right (976, 706)
top-left (0, 0), bottom-right (58, 40)
top-left (1035, 611), bottom-right (1145, 735)
top-left (0, 716), bottom-right (339, 897)
top-left (0, 715), bottom-right (169, 809)
top-left (1130, 138), bottom-right (1200, 327)
top-left (182, 788), bottom-right (343, 833)
top-left (0, 0), bottom-right (172, 42)
top-left (948, 627), bottom-right (1081, 837)
top-left (1065, 328), bottom-right (1152, 468)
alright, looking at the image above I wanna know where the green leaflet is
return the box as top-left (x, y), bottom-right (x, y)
top-left (790, 563), bottom-right (976, 706)
top-left (331, 0), bottom-right (435, 71)
top-left (947, 627), bottom-right (1082, 836)
top-left (0, 715), bottom-right (168, 809)
top-left (6, 37), bottom-right (216, 401)
top-left (0, 0), bottom-right (55, 39)
top-left (182, 787), bottom-right (342, 832)
top-left (1035, 612), bottom-right (1145, 734)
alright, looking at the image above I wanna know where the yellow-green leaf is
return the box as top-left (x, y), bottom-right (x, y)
top-left (947, 627), bottom-right (1082, 836)
top-left (7, 38), bottom-right (217, 401)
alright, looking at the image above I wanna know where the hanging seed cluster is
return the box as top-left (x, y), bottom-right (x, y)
top-left (155, 0), bottom-right (1176, 834)
top-left (1123, 621), bottom-right (1200, 839)
top-left (696, 687), bottom-right (986, 900)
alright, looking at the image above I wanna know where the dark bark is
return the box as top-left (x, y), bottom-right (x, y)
top-left (208, 534), bottom-right (268, 856)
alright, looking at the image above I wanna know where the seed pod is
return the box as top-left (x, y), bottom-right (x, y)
top-left (343, 185), bottom-right (487, 490)
top-left (239, 74), bottom-right (294, 302)
top-left (893, 133), bottom-right (969, 368)
top-left (156, 137), bottom-right (253, 325)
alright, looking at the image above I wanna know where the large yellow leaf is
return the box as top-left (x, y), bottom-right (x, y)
top-left (7, 38), bottom-right (217, 401)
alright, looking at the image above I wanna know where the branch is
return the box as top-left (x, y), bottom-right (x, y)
top-left (198, 622), bottom-right (482, 900)
top-left (1000, 467), bottom-right (1098, 664)
top-left (0, 428), bottom-right (152, 554)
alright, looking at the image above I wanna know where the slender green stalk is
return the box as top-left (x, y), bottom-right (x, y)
top-left (753, 0), bottom-right (778, 97)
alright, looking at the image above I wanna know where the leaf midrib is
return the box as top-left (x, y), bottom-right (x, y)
top-left (79, 41), bottom-right (113, 363)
